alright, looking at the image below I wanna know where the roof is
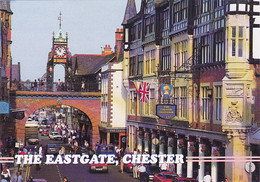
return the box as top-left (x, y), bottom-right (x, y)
top-left (72, 53), bottom-right (116, 76)
top-left (0, 0), bottom-right (12, 14)
top-left (122, 0), bottom-right (137, 25)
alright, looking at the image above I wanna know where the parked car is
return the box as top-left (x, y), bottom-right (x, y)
top-left (123, 163), bottom-right (133, 173)
top-left (76, 145), bottom-right (95, 157)
top-left (153, 172), bottom-right (179, 182)
top-left (89, 163), bottom-right (108, 173)
top-left (143, 165), bottom-right (161, 182)
top-left (41, 129), bottom-right (49, 136)
top-left (45, 144), bottom-right (59, 155)
top-left (173, 177), bottom-right (198, 182)
top-left (49, 132), bottom-right (62, 140)
top-left (28, 136), bottom-right (39, 145)
top-left (95, 144), bottom-right (117, 156)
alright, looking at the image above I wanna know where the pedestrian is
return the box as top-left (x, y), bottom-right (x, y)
top-left (132, 153), bottom-right (138, 179)
top-left (125, 145), bottom-right (130, 154)
top-left (120, 156), bottom-right (124, 174)
top-left (73, 140), bottom-right (78, 154)
top-left (61, 82), bottom-right (65, 91)
top-left (168, 163), bottom-right (175, 173)
top-left (39, 145), bottom-right (43, 157)
top-left (57, 79), bottom-right (61, 91)
top-left (81, 81), bottom-right (85, 92)
top-left (11, 171), bottom-right (23, 182)
top-left (1, 166), bottom-right (10, 182)
top-left (203, 171), bottom-right (212, 182)
top-left (84, 140), bottom-right (89, 148)
top-left (34, 80), bottom-right (37, 91)
top-left (1, 175), bottom-right (8, 182)
top-left (159, 158), bottom-right (169, 172)
top-left (138, 163), bottom-right (146, 182)
top-left (28, 176), bottom-right (33, 182)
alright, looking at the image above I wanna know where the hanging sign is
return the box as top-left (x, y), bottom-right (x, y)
top-left (156, 104), bottom-right (177, 119)
top-left (0, 101), bottom-right (9, 114)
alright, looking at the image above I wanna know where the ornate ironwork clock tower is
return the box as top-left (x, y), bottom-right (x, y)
top-left (46, 12), bottom-right (72, 91)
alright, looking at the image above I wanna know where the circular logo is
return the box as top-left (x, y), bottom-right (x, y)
top-left (152, 138), bottom-right (159, 146)
top-left (121, 137), bottom-right (126, 143)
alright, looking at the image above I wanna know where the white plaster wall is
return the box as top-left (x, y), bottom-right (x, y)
top-left (111, 62), bottom-right (127, 128)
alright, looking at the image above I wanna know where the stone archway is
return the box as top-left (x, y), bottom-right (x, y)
top-left (11, 96), bottom-right (100, 148)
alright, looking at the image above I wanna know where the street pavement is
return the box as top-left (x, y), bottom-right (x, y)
top-left (24, 134), bottom-right (139, 182)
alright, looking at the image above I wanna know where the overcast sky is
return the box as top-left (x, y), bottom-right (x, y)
top-left (11, 0), bottom-right (259, 81)
top-left (11, 0), bottom-right (141, 81)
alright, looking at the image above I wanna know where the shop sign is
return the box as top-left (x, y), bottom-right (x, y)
top-left (156, 104), bottom-right (176, 119)
top-left (226, 84), bottom-right (243, 97)
top-left (0, 101), bottom-right (9, 114)
top-left (107, 129), bottom-right (126, 133)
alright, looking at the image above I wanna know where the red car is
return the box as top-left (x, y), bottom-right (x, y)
top-left (175, 177), bottom-right (198, 182)
top-left (153, 172), bottom-right (197, 182)
top-left (89, 163), bottom-right (108, 173)
top-left (153, 172), bottom-right (178, 182)
top-left (41, 129), bottom-right (49, 136)
top-left (123, 163), bottom-right (133, 173)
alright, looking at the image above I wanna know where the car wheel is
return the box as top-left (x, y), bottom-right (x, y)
top-left (89, 168), bottom-right (93, 173)
top-left (105, 169), bottom-right (108, 173)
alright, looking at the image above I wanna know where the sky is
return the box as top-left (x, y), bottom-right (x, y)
top-left (11, 0), bottom-right (142, 81)
top-left (10, 0), bottom-right (260, 82)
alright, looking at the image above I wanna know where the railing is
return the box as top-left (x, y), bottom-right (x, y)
top-left (15, 81), bottom-right (100, 92)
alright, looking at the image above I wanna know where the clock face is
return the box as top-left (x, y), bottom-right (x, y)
top-left (55, 46), bottom-right (66, 58)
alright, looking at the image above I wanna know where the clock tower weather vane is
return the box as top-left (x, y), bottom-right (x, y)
top-left (58, 11), bottom-right (62, 31)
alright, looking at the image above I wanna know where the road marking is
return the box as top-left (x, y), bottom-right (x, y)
top-left (56, 165), bottom-right (63, 182)
top-left (25, 165), bottom-right (30, 182)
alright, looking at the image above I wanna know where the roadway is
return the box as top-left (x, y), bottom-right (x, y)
top-left (25, 134), bottom-right (139, 182)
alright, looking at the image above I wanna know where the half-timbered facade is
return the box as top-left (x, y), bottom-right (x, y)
top-left (123, 0), bottom-right (260, 181)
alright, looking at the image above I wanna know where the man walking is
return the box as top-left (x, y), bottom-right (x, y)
top-left (138, 163), bottom-right (146, 182)
top-left (11, 171), bottom-right (23, 182)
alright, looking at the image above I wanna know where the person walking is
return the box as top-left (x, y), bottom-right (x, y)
top-left (138, 163), bottom-right (146, 182)
top-left (203, 171), bottom-right (212, 182)
top-left (159, 158), bottom-right (169, 172)
top-left (1, 166), bottom-right (10, 182)
top-left (33, 80), bottom-right (37, 91)
top-left (125, 145), bottom-right (130, 154)
top-left (11, 171), bottom-right (23, 182)
top-left (73, 140), bottom-right (78, 154)
top-left (81, 81), bottom-right (85, 92)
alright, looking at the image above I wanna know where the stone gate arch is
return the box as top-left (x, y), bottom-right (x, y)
top-left (10, 92), bottom-right (101, 148)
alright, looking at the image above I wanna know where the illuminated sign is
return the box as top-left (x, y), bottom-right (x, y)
top-left (156, 104), bottom-right (176, 120)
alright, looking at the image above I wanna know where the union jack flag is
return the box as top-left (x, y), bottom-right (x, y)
top-left (139, 81), bottom-right (150, 103)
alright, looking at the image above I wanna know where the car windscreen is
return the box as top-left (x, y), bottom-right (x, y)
top-left (163, 174), bottom-right (178, 179)
top-left (48, 144), bottom-right (57, 148)
top-left (101, 146), bottom-right (115, 153)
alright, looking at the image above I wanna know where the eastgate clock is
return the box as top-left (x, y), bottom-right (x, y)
top-left (55, 46), bottom-right (66, 57)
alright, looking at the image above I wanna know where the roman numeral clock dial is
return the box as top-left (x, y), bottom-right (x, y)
top-left (55, 46), bottom-right (66, 57)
